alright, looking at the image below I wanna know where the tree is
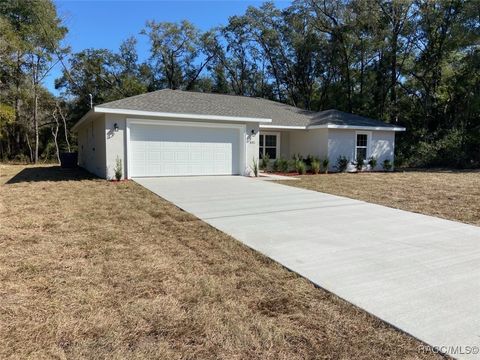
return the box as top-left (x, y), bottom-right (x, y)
top-left (0, 0), bottom-right (66, 162)
top-left (141, 20), bottom-right (213, 90)
top-left (203, 23), bottom-right (266, 96)
top-left (0, 103), bottom-right (15, 159)
top-left (55, 45), bottom-right (148, 120)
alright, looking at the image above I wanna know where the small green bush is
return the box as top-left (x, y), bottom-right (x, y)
top-left (260, 153), bottom-right (270, 171)
top-left (311, 159), bottom-right (320, 174)
top-left (382, 159), bottom-right (393, 171)
top-left (278, 157), bottom-right (289, 172)
top-left (322, 158), bottom-right (329, 173)
top-left (336, 156), bottom-right (348, 172)
top-left (272, 158), bottom-right (280, 172)
top-left (113, 156), bottom-right (123, 181)
top-left (305, 154), bottom-right (318, 167)
top-left (288, 159), bottom-right (297, 172)
top-left (13, 153), bottom-right (29, 163)
top-left (368, 156), bottom-right (377, 170)
top-left (355, 156), bottom-right (365, 172)
top-left (251, 157), bottom-right (259, 177)
top-left (114, 156), bottom-right (122, 180)
top-left (292, 153), bottom-right (304, 162)
top-left (295, 160), bottom-right (307, 175)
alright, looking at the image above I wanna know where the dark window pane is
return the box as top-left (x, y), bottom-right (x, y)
top-left (259, 135), bottom-right (264, 146)
top-left (357, 134), bottom-right (367, 147)
top-left (356, 148), bottom-right (367, 160)
top-left (265, 135), bottom-right (277, 147)
top-left (259, 148), bottom-right (263, 158)
top-left (265, 147), bottom-right (277, 159)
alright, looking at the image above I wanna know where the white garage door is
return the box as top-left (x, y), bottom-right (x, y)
top-left (128, 122), bottom-right (242, 177)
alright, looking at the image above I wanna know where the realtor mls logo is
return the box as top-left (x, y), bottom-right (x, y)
top-left (418, 339), bottom-right (480, 356)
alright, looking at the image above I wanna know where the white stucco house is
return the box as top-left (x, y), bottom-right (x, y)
top-left (72, 89), bottom-right (405, 179)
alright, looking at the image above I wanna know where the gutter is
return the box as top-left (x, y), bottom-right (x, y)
top-left (260, 124), bottom-right (406, 132)
top-left (72, 106), bottom-right (272, 132)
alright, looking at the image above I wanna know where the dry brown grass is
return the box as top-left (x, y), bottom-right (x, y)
top-left (0, 164), bottom-right (444, 359)
top-left (277, 171), bottom-right (480, 226)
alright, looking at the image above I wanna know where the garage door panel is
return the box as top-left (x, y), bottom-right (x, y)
top-left (191, 151), bottom-right (202, 161)
top-left (129, 123), bottom-right (241, 177)
top-left (161, 150), bottom-right (175, 161)
top-left (175, 150), bottom-right (190, 162)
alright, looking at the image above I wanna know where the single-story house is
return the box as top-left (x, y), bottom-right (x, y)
top-left (72, 89), bottom-right (405, 179)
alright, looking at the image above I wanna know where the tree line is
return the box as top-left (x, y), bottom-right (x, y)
top-left (1, 0), bottom-right (479, 167)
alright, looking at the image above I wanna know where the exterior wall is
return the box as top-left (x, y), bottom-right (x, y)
top-left (105, 113), bottom-right (127, 179)
top-left (288, 128), bottom-right (328, 159)
top-left (371, 131), bottom-right (395, 170)
top-left (327, 129), bottom-right (396, 171)
top-left (77, 115), bottom-right (106, 178)
top-left (327, 129), bottom-right (356, 170)
top-left (103, 113), bottom-right (260, 179)
top-left (279, 131), bottom-right (290, 159)
top-left (245, 122), bottom-right (260, 176)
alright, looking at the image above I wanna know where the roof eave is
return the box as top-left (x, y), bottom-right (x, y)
top-left (72, 106), bottom-right (273, 132)
top-left (259, 124), bottom-right (307, 130)
top-left (308, 124), bottom-right (406, 131)
top-left (260, 124), bottom-right (406, 131)
top-left (94, 107), bottom-right (272, 123)
top-left (71, 109), bottom-right (95, 132)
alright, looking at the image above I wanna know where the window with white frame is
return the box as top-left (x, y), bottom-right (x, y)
top-left (355, 133), bottom-right (368, 160)
top-left (259, 133), bottom-right (279, 160)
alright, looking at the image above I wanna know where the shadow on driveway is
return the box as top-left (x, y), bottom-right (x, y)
top-left (5, 166), bottom-right (98, 184)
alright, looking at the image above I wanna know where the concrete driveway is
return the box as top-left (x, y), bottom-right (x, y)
top-left (135, 176), bottom-right (480, 359)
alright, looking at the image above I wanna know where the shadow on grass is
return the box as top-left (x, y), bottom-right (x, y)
top-left (6, 166), bottom-right (98, 184)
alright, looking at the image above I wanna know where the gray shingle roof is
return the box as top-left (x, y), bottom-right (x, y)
top-left (97, 89), bottom-right (398, 128)
top-left (310, 109), bottom-right (400, 128)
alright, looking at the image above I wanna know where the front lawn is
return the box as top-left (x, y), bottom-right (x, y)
top-left (276, 170), bottom-right (480, 226)
top-left (0, 164), bottom-right (442, 359)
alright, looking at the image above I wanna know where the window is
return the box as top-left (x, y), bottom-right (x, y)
top-left (355, 133), bottom-right (368, 160)
top-left (259, 133), bottom-right (279, 160)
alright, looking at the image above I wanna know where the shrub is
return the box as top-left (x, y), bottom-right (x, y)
top-left (368, 156), bottom-right (377, 170)
top-left (407, 129), bottom-right (469, 168)
top-left (306, 155), bottom-right (319, 171)
top-left (251, 157), bottom-right (259, 177)
top-left (272, 158), bottom-right (280, 172)
top-left (288, 159), bottom-right (297, 172)
top-left (13, 153), bottom-right (29, 163)
top-left (336, 156), bottom-right (348, 172)
top-left (114, 156), bottom-right (122, 180)
top-left (311, 159), bottom-right (320, 174)
top-left (355, 156), bottom-right (365, 172)
top-left (382, 159), bottom-right (393, 171)
top-left (260, 153), bottom-right (270, 171)
top-left (278, 157), bottom-right (289, 172)
top-left (295, 160), bottom-right (307, 175)
top-left (305, 154), bottom-right (318, 167)
top-left (292, 153), bottom-right (304, 162)
top-left (322, 158), bottom-right (329, 174)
